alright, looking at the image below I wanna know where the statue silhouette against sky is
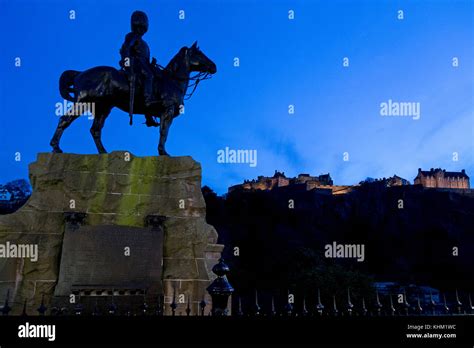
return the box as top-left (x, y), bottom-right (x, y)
top-left (50, 10), bottom-right (216, 156)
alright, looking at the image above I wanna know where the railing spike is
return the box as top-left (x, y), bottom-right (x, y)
top-left (469, 294), bottom-right (474, 314)
top-left (332, 295), bottom-right (338, 316)
top-left (186, 295), bottom-right (191, 316)
top-left (37, 294), bottom-right (47, 316)
top-left (402, 289), bottom-right (410, 315)
top-left (302, 295), bottom-right (309, 317)
top-left (199, 298), bottom-right (206, 316)
top-left (270, 294), bottom-right (277, 317)
top-left (170, 287), bottom-right (177, 316)
top-left (235, 295), bottom-right (243, 316)
top-left (21, 299), bottom-right (28, 317)
top-left (316, 289), bottom-right (324, 316)
top-left (1, 289), bottom-right (11, 316)
top-left (361, 297), bottom-right (368, 316)
top-left (375, 290), bottom-right (382, 316)
top-left (284, 290), bottom-right (293, 316)
top-left (346, 288), bottom-right (354, 316)
top-left (254, 289), bottom-right (261, 316)
top-left (455, 289), bottom-right (462, 314)
top-left (389, 294), bottom-right (395, 316)
top-left (443, 293), bottom-right (449, 314)
top-left (416, 295), bottom-right (423, 314)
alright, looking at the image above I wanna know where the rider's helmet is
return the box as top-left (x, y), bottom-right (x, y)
top-left (131, 11), bottom-right (148, 35)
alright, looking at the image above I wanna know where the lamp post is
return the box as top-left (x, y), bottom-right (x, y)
top-left (206, 258), bottom-right (234, 316)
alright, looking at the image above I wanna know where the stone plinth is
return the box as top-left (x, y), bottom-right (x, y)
top-left (0, 152), bottom-right (223, 315)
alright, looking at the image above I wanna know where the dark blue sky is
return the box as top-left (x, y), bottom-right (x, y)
top-left (1, 0), bottom-right (473, 194)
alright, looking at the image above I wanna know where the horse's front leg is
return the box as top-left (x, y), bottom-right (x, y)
top-left (158, 107), bottom-right (174, 156)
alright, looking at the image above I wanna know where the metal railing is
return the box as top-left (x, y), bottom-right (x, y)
top-left (1, 259), bottom-right (473, 317)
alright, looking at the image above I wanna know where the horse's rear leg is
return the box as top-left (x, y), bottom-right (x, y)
top-left (50, 115), bottom-right (80, 153)
top-left (90, 107), bottom-right (111, 154)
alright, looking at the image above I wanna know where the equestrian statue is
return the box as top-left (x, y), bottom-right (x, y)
top-left (50, 10), bottom-right (216, 156)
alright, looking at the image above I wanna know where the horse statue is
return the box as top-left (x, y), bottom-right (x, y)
top-left (50, 41), bottom-right (216, 156)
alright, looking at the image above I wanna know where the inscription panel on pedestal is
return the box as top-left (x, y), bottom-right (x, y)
top-left (54, 225), bottom-right (164, 296)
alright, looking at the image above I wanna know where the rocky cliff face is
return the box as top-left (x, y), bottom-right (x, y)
top-left (204, 185), bottom-right (474, 292)
top-left (0, 152), bottom-right (222, 314)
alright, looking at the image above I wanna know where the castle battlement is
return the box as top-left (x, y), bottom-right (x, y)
top-left (229, 168), bottom-right (470, 195)
top-left (229, 170), bottom-right (335, 193)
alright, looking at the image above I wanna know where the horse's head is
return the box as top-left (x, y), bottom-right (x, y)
top-left (163, 42), bottom-right (216, 100)
top-left (187, 41), bottom-right (217, 74)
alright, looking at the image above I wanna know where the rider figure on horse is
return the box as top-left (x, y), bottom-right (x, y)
top-left (119, 10), bottom-right (159, 127)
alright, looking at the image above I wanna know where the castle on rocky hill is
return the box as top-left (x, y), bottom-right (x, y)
top-left (228, 170), bottom-right (352, 195)
top-left (228, 168), bottom-right (470, 194)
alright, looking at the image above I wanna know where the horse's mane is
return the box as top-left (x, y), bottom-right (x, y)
top-left (164, 47), bottom-right (187, 75)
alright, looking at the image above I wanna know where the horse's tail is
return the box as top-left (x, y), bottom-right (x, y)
top-left (59, 70), bottom-right (80, 102)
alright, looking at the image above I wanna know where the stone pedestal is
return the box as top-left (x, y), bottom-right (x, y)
top-left (0, 151), bottom-right (223, 315)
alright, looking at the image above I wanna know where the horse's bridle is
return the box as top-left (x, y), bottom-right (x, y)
top-left (173, 48), bottom-right (213, 100)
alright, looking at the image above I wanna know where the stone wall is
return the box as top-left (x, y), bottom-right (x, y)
top-left (0, 151), bottom-right (223, 315)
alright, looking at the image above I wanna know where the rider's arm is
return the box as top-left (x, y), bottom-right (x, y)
top-left (121, 33), bottom-right (138, 59)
